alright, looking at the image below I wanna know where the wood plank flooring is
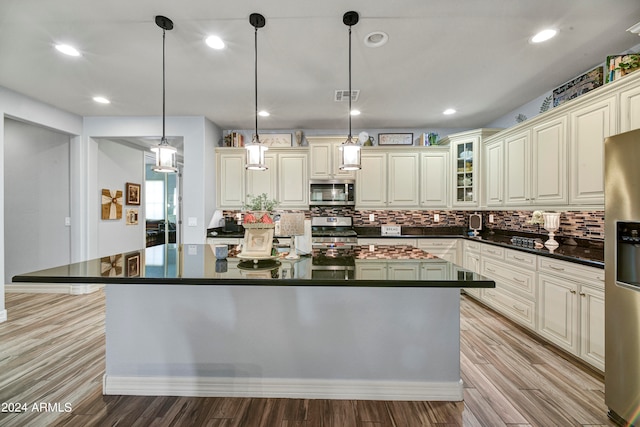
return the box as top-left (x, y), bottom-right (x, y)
top-left (0, 291), bottom-right (615, 426)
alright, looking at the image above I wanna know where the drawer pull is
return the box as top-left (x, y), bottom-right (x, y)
top-left (513, 277), bottom-right (525, 283)
top-left (487, 249), bottom-right (498, 254)
top-left (486, 267), bottom-right (496, 273)
top-left (549, 265), bottom-right (565, 271)
top-left (513, 304), bottom-right (526, 313)
top-left (513, 256), bottom-right (525, 261)
top-left (597, 276), bottom-right (605, 282)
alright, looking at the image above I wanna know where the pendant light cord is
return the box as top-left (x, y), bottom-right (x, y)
top-left (162, 27), bottom-right (167, 144)
top-left (348, 25), bottom-right (352, 141)
top-left (254, 25), bottom-right (259, 142)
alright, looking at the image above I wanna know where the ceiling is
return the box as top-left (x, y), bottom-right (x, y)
top-left (1, 0), bottom-right (639, 131)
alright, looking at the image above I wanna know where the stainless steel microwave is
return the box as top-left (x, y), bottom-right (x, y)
top-left (309, 179), bottom-right (355, 206)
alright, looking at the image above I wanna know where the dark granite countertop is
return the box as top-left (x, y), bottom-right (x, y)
top-left (352, 226), bottom-right (604, 268)
top-left (12, 244), bottom-right (494, 288)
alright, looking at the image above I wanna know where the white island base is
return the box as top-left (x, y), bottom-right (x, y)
top-left (103, 284), bottom-right (463, 401)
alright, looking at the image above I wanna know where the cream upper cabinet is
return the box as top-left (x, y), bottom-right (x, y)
top-left (246, 153), bottom-right (277, 201)
top-left (569, 95), bottom-right (616, 205)
top-left (356, 151), bottom-right (387, 207)
top-left (484, 137), bottom-right (504, 207)
top-left (504, 130), bottom-right (531, 205)
top-left (420, 150), bottom-right (449, 208)
top-left (277, 151), bottom-right (308, 208)
top-left (620, 77), bottom-right (640, 132)
top-left (307, 136), bottom-right (355, 179)
top-left (216, 151), bottom-right (245, 209)
top-left (531, 115), bottom-right (568, 204)
top-left (387, 152), bottom-right (420, 207)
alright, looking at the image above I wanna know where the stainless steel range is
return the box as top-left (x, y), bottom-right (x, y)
top-left (311, 216), bottom-right (358, 248)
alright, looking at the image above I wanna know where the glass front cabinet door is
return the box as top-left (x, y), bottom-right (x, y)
top-left (454, 138), bottom-right (477, 205)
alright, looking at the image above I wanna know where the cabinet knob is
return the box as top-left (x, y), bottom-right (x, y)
top-left (570, 289), bottom-right (577, 294)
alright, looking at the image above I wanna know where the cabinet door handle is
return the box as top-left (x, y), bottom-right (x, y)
top-left (579, 292), bottom-right (586, 297)
top-left (549, 265), bottom-right (565, 271)
top-left (512, 304), bottom-right (525, 313)
top-left (570, 289), bottom-right (577, 294)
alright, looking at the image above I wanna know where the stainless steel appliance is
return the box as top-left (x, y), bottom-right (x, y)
top-left (311, 215), bottom-right (358, 248)
top-left (309, 179), bottom-right (355, 206)
top-left (311, 247), bottom-right (356, 280)
top-left (604, 128), bottom-right (640, 426)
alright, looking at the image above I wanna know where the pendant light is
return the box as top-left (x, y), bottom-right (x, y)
top-left (151, 15), bottom-right (178, 173)
top-left (245, 13), bottom-right (268, 171)
top-left (339, 11), bottom-right (361, 171)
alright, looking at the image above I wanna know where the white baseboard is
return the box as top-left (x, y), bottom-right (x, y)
top-left (6, 283), bottom-right (103, 295)
top-left (103, 375), bottom-right (463, 401)
top-left (0, 309), bottom-right (6, 323)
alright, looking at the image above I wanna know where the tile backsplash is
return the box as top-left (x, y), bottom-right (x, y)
top-left (221, 207), bottom-right (605, 241)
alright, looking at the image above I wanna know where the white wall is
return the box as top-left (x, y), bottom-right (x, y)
top-left (4, 118), bottom-right (72, 283)
top-left (96, 139), bottom-right (145, 257)
top-left (0, 86), bottom-right (83, 322)
top-left (83, 116), bottom-right (220, 258)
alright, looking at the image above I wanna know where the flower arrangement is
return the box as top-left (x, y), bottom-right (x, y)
top-left (242, 193), bottom-right (278, 228)
top-left (527, 210), bottom-right (545, 226)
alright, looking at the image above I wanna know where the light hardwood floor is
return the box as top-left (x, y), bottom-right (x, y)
top-left (0, 291), bottom-right (614, 426)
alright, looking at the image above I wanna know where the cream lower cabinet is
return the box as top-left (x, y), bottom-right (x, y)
top-left (537, 257), bottom-right (604, 371)
top-left (417, 239), bottom-right (458, 264)
top-left (461, 240), bottom-right (604, 371)
top-left (355, 260), bottom-right (444, 281)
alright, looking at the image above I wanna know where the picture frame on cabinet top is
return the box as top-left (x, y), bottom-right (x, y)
top-left (378, 133), bottom-right (413, 146)
top-left (261, 133), bottom-right (292, 147)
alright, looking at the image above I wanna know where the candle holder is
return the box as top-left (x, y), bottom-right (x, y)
top-left (542, 212), bottom-right (561, 249)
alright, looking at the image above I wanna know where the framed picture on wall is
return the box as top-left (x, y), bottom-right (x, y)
top-left (126, 208), bottom-right (139, 225)
top-left (125, 251), bottom-right (141, 277)
top-left (101, 189), bottom-right (123, 220)
top-left (126, 182), bottom-right (141, 205)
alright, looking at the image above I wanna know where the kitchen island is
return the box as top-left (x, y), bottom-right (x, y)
top-left (13, 244), bottom-right (494, 401)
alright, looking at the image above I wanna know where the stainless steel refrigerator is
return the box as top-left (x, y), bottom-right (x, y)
top-left (605, 128), bottom-right (640, 426)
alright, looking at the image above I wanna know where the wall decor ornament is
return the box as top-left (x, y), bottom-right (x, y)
top-left (101, 189), bottom-right (123, 220)
top-left (126, 208), bottom-right (139, 225)
top-left (100, 254), bottom-right (123, 277)
top-left (378, 133), bottom-right (414, 146)
top-left (126, 182), bottom-right (141, 205)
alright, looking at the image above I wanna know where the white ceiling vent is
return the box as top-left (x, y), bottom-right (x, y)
top-left (334, 90), bottom-right (360, 102)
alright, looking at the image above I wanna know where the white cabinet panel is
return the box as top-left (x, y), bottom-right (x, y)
top-left (420, 151), bottom-right (449, 207)
top-left (531, 116), bottom-right (567, 204)
top-left (484, 138), bottom-right (503, 206)
top-left (620, 82), bottom-right (640, 132)
top-left (504, 130), bottom-right (531, 205)
top-left (308, 137), bottom-right (355, 179)
top-left (278, 152), bottom-right (308, 208)
top-left (217, 152), bottom-right (245, 208)
top-left (246, 154), bottom-right (276, 201)
top-left (356, 152), bottom-right (387, 207)
top-left (537, 272), bottom-right (578, 354)
top-left (388, 152), bottom-right (419, 207)
top-left (580, 284), bottom-right (605, 371)
top-left (569, 96), bottom-right (616, 205)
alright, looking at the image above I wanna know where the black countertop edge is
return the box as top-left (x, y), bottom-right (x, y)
top-left (463, 236), bottom-right (604, 269)
top-left (11, 275), bottom-right (495, 288)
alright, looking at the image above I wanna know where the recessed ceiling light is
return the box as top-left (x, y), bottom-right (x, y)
top-left (443, 108), bottom-right (456, 115)
top-left (55, 44), bottom-right (81, 57)
top-left (530, 29), bottom-right (557, 43)
top-left (258, 110), bottom-right (270, 117)
top-left (205, 35), bottom-right (225, 50)
top-left (364, 31), bottom-right (389, 48)
top-left (350, 109), bottom-right (361, 116)
top-left (93, 96), bottom-right (110, 104)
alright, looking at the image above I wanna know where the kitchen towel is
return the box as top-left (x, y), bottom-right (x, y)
top-left (295, 219), bottom-right (312, 255)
